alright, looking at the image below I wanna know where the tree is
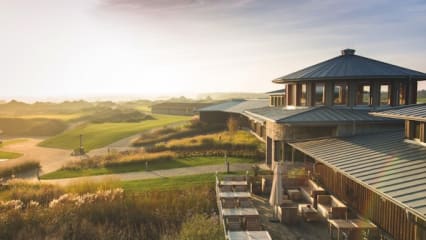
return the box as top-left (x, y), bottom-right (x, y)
top-left (227, 116), bottom-right (240, 135)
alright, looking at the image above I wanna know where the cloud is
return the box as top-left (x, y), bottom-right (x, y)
top-left (100, 0), bottom-right (254, 12)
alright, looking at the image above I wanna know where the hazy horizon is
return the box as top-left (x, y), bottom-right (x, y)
top-left (1, 0), bottom-right (426, 99)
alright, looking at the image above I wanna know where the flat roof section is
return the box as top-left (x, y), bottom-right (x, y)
top-left (198, 99), bottom-right (269, 114)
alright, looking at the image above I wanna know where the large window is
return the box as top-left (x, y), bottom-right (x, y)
top-left (380, 83), bottom-right (391, 106)
top-left (287, 84), bottom-right (295, 106)
top-left (399, 82), bottom-right (407, 105)
top-left (333, 82), bottom-right (348, 105)
top-left (315, 83), bottom-right (325, 105)
top-left (299, 83), bottom-right (307, 106)
top-left (414, 121), bottom-right (421, 140)
top-left (356, 83), bottom-right (371, 105)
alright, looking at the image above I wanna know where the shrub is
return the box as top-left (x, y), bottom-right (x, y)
top-left (178, 214), bottom-right (224, 240)
top-left (0, 161), bottom-right (41, 179)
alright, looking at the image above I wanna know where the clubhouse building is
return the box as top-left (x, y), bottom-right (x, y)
top-left (199, 49), bottom-right (426, 240)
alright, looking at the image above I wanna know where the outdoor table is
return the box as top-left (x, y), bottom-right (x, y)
top-left (219, 192), bottom-right (251, 199)
top-left (328, 219), bottom-right (377, 240)
top-left (228, 231), bottom-right (272, 240)
top-left (222, 208), bottom-right (259, 217)
top-left (220, 180), bottom-right (248, 186)
top-left (298, 204), bottom-right (321, 222)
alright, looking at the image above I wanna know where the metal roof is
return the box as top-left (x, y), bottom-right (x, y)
top-left (266, 88), bottom-right (285, 95)
top-left (244, 106), bottom-right (393, 124)
top-left (289, 131), bottom-right (426, 220)
top-left (198, 99), bottom-right (269, 114)
top-left (370, 104), bottom-right (426, 122)
top-left (273, 49), bottom-right (426, 83)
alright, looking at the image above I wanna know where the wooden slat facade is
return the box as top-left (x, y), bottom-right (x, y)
top-left (315, 163), bottom-right (426, 240)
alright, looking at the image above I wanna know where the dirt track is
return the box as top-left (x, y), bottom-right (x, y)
top-left (0, 138), bottom-right (78, 174)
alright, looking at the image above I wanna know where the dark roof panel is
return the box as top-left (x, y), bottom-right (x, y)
top-left (273, 49), bottom-right (426, 83)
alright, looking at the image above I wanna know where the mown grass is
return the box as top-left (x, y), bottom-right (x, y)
top-left (0, 138), bottom-right (28, 147)
top-left (120, 173), bottom-right (217, 192)
top-left (38, 114), bottom-right (191, 151)
top-left (41, 156), bottom-right (255, 179)
top-left (0, 151), bottom-right (22, 159)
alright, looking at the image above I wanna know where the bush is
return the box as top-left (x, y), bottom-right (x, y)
top-left (61, 151), bottom-right (176, 170)
top-left (178, 214), bottom-right (224, 240)
top-left (0, 161), bottom-right (41, 179)
top-left (132, 119), bottom-right (224, 147)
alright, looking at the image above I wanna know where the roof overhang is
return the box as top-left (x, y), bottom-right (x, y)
top-left (273, 76), bottom-right (426, 84)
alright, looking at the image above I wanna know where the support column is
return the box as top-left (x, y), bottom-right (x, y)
top-left (291, 147), bottom-right (296, 164)
top-left (372, 81), bottom-right (380, 107)
top-left (325, 81), bottom-right (334, 106)
top-left (266, 137), bottom-right (272, 166)
top-left (348, 80), bottom-right (357, 107)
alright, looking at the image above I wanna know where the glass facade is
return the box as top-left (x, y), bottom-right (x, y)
top-left (300, 83), bottom-right (307, 106)
top-left (380, 84), bottom-right (391, 106)
top-left (333, 82), bottom-right (348, 105)
top-left (315, 83), bottom-right (325, 105)
top-left (356, 83), bottom-right (371, 105)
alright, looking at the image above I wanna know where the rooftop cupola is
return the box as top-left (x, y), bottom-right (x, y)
top-left (341, 48), bottom-right (355, 55)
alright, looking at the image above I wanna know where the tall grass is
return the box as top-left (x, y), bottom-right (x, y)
top-left (145, 131), bottom-right (265, 159)
top-left (0, 181), bottom-right (219, 240)
top-left (132, 118), bottom-right (224, 147)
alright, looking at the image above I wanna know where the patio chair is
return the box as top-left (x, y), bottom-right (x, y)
top-left (245, 216), bottom-right (262, 231)
top-left (226, 217), bottom-right (242, 231)
top-left (239, 199), bottom-right (254, 208)
top-left (223, 176), bottom-right (234, 181)
top-left (234, 185), bottom-right (248, 192)
top-left (232, 176), bottom-right (246, 181)
top-left (220, 185), bottom-right (233, 192)
top-left (222, 199), bottom-right (237, 208)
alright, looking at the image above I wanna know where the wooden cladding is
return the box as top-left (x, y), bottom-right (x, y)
top-left (315, 164), bottom-right (425, 240)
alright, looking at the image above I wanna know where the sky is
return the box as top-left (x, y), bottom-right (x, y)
top-left (0, 0), bottom-right (425, 101)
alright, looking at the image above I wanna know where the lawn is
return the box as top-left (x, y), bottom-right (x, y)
top-left (119, 173), bottom-right (217, 192)
top-left (38, 114), bottom-right (191, 151)
top-left (0, 151), bottom-right (22, 159)
top-left (40, 156), bottom-right (256, 179)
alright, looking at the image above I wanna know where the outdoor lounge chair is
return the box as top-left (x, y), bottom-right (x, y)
top-left (239, 199), bottom-right (254, 208)
top-left (234, 185), bottom-right (248, 192)
top-left (316, 195), bottom-right (347, 219)
top-left (220, 185), bottom-right (233, 192)
top-left (222, 199), bottom-right (237, 208)
top-left (245, 216), bottom-right (262, 231)
top-left (226, 217), bottom-right (242, 231)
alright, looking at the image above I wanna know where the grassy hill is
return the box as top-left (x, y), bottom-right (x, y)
top-left (39, 114), bottom-right (191, 151)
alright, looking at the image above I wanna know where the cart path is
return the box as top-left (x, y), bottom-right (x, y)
top-left (0, 138), bottom-right (78, 174)
top-left (41, 163), bottom-right (255, 185)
